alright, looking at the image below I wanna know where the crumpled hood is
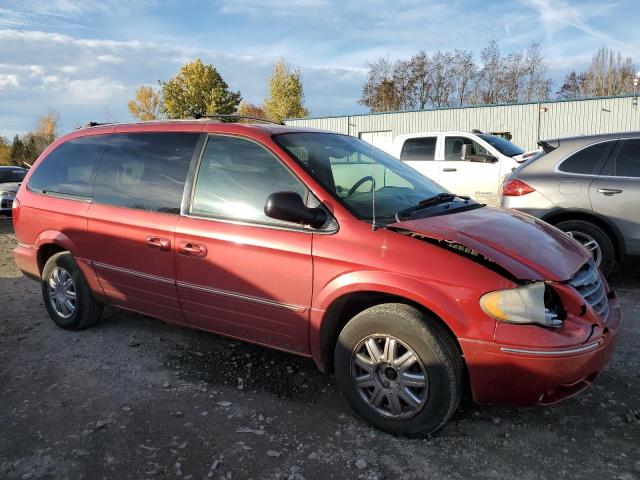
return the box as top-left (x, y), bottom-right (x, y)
top-left (390, 206), bottom-right (589, 281)
top-left (0, 182), bottom-right (21, 193)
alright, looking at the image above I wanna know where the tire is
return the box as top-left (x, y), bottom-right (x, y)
top-left (334, 303), bottom-right (463, 437)
top-left (555, 220), bottom-right (615, 275)
top-left (41, 252), bottom-right (102, 330)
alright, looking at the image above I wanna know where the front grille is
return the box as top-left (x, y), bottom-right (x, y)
top-left (0, 199), bottom-right (12, 209)
top-left (568, 261), bottom-right (609, 321)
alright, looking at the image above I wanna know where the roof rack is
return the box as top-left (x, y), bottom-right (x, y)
top-left (192, 114), bottom-right (284, 125)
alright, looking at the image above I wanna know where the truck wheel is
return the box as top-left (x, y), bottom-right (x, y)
top-left (555, 220), bottom-right (614, 275)
top-left (334, 303), bottom-right (463, 436)
top-left (41, 252), bottom-right (102, 330)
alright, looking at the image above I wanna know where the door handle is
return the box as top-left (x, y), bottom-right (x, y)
top-left (597, 188), bottom-right (623, 196)
top-left (443, 168), bottom-right (457, 172)
top-left (146, 236), bottom-right (171, 251)
top-left (179, 242), bottom-right (208, 258)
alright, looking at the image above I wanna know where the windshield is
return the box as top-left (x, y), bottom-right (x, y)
top-left (0, 169), bottom-right (26, 183)
top-left (477, 134), bottom-right (524, 157)
top-left (274, 133), bottom-right (445, 224)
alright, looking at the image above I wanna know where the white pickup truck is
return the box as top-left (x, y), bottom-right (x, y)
top-left (373, 131), bottom-right (534, 206)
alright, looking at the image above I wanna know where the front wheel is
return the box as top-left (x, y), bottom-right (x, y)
top-left (334, 303), bottom-right (463, 436)
top-left (41, 252), bottom-right (102, 330)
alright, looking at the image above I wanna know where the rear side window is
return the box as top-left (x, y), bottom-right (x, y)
top-left (614, 139), bottom-right (640, 177)
top-left (558, 141), bottom-right (615, 175)
top-left (191, 135), bottom-right (307, 225)
top-left (400, 137), bottom-right (436, 161)
top-left (28, 135), bottom-right (107, 197)
top-left (93, 133), bottom-right (199, 214)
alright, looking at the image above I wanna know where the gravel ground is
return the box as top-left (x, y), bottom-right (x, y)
top-left (0, 215), bottom-right (638, 480)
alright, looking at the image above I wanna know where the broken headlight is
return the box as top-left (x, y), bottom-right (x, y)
top-left (480, 282), bottom-right (563, 328)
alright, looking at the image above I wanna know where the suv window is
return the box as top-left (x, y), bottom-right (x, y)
top-left (614, 139), bottom-right (640, 177)
top-left (191, 135), bottom-right (307, 225)
top-left (558, 141), bottom-right (615, 175)
top-left (444, 136), bottom-right (488, 161)
top-left (400, 137), bottom-right (436, 161)
top-left (93, 133), bottom-right (199, 214)
top-left (27, 135), bottom-right (108, 197)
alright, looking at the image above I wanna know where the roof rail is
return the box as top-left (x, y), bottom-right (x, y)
top-left (192, 114), bottom-right (284, 125)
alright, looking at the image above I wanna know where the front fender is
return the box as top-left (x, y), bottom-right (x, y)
top-left (309, 270), bottom-right (499, 370)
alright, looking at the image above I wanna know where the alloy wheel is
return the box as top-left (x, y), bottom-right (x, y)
top-left (566, 230), bottom-right (602, 266)
top-left (350, 334), bottom-right (428, 419)
top-left (47, 267), bottom-right (77, 319)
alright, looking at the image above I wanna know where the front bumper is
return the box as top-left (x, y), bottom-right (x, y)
top-left (460, 295), bottom-right (622, 405)
top-left (0, 195), bottom-right (15, 212)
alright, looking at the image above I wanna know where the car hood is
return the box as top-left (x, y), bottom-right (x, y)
top-left (0, 182), bottom-right (21, 193)
top-left (390, 206), bottom-right (589, 282)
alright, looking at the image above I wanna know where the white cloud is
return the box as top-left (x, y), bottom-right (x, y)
top-left (0, 74), bottom-right (19, 89)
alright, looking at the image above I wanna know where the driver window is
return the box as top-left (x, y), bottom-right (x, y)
top-left (444, 136), bottom-right (488, 161)
top-left (191, 135), bottom-right (307, 225)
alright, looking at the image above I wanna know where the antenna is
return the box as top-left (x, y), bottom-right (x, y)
top-left (370, 141), bottom-right (377, 231)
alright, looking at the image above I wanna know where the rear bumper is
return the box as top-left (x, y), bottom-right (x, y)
top-left (461, 297), bottom-right (622, 405)
top-left (13, 243), bottom-right (40, 280)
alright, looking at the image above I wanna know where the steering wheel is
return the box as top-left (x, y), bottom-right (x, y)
top-left (347, 176), bottom-right (375, 197)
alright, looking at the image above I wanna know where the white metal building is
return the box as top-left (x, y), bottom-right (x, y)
top-left (285, 95), bottom-right (640, 151)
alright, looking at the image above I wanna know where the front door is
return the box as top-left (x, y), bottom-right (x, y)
top-left (590, 137), bottom-right (640, 257)
top-left (175, 135), bottom-right (313, 353)
top-left (86, 131), bottom-right (201, 324)
top-left (441, 135), bottom-right (501, 205)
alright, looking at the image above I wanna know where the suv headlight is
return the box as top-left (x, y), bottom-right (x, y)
top-left (480, 282), bottom-right (562, 328)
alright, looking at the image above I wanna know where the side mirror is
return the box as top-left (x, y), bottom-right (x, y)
top-left (469, 154), bottom-right (498, 163)
top-left (264, 191), bottom-right (328, 229)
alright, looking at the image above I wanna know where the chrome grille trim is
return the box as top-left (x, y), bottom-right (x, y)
top-left (568, 261), bottom-right (609, 321)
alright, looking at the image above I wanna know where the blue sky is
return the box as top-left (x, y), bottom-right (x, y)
top-left (0, 0), bottom-right (638, 138)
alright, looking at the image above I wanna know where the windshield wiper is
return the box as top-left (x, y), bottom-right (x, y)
top-left (395, 193), bottom-right (470, 221)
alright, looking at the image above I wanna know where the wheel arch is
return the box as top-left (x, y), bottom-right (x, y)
top-left (312, 288), bottom-right (465, 375)
top-left (34, 231), bottom-right (78, 274)
top-left (541, 208), bottom-right (624, 261)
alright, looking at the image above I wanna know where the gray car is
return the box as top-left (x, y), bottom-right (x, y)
top-left (0, 166), bottom-right (26, 215)
top-left (501, 132), bottom-right (640, 275)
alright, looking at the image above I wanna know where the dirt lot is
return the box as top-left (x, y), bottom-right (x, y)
top-left (0, 216), bottom-right (638, 480)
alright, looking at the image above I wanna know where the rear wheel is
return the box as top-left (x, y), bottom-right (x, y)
top-left (41, 252), bottom-right (102, 330)
top-left (334, 303), bottom-right (463, 436)
top-left (555, 220), bottom-right (614, 275)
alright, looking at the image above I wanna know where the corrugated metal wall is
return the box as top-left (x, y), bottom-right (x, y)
top-left (286, 95), bottom-right (640, 150)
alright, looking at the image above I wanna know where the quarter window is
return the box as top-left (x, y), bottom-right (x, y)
top-left (93, 133), bottom-right (199, 214)
top-left (614, 139), bottom-right (640, 177)
top-left (558, 141), bottom-right (615, 175)
top-left (27, 135), bottom-right (108, 197)
top-left (400, 137), bottom-right (437, 161)
top-left (191, 136), bottom-right (307, 225)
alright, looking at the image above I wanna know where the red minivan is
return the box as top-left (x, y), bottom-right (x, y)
top-left (13, 120), bottom-right (622, 436)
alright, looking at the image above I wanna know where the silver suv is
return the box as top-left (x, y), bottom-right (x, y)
top-left (501, 132), bottom-right (640, 275)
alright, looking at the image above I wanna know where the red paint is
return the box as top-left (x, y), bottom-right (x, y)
top-left (12, 121), bottom-right (622, 407)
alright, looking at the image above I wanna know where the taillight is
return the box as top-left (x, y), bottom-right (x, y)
top-left (12, 197), bottom-right (20, 224)
top-left (502, 178), bottom-right (535, 196)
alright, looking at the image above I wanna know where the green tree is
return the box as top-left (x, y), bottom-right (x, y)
top-left (128, 86), bottom-right (163, 121)
top-left (263, 58), bottom-right (309, 123)
top-left (9, 135), bottom-right (24, 166)
top-left (0, 136), bottom-right (10, 165)
top-left (160, 59), bottom-right (242, 118)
